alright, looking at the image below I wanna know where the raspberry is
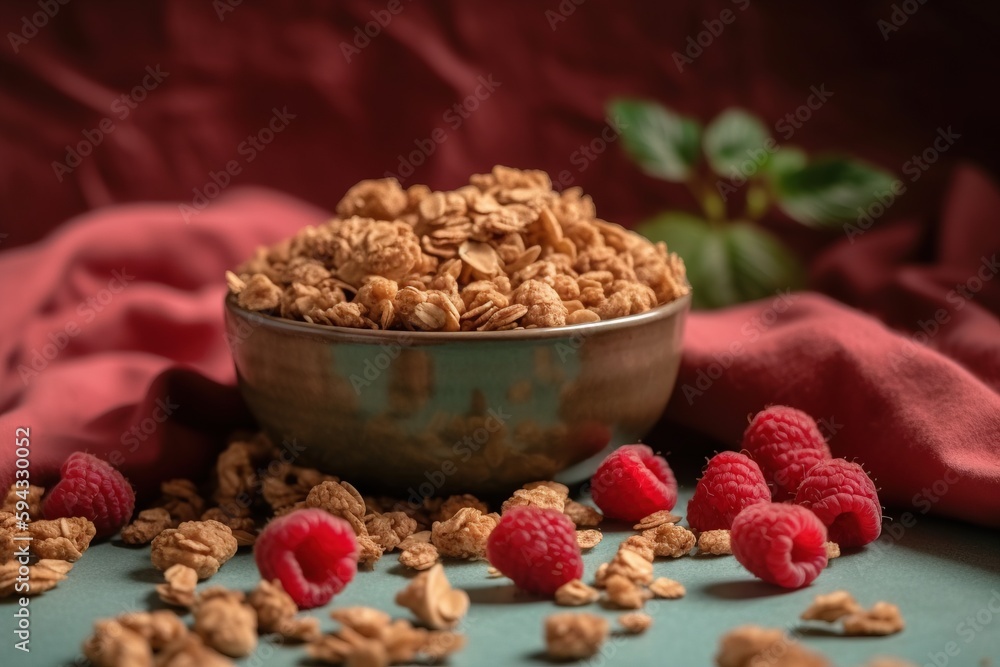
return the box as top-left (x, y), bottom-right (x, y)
top-left (730, 503), bottom-right (828, 588)
top-left (794, 459), bottom-right (882, 548)
top-left (43, 452), bottom-right (135, 538)
top-left (486, 507), bottom-right (583, 595)
top-left (589, 444), bottom-right (677, 522)
top-left (254, 508), bottom-right (358, 609)
top-left (686, 452), bottom-right (770, 532)
top-left (742, 406), bottom-right (832, 501)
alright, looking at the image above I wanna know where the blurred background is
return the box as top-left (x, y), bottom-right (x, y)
top-left (2, 0), bottom-right (997, 261)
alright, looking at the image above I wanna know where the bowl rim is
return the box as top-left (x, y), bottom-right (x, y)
top-left (225, 290), bottom-right (690, 342)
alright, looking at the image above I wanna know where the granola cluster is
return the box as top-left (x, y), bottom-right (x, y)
top-left (227, 166), bottom-right (688, 330)
top-left (801, 590), bottom-right (905, 636)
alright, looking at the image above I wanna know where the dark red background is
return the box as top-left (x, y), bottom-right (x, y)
top-left (2, 0), bottom-right (998, 255)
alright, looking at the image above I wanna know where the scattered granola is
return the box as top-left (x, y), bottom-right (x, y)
top-left (227, 167), bottom-right (689, 331)
top-left (842, 601), bottom-right (905, 636)
top-left (330, 606), bottom-right (392, 638)
top-left (122, 508), bottom-right (176, 545)
top-left (576, 529), bottom-right (603, 550)
top-left (157, 634), bottom-right (235, 667)
top-left (28, 517), bottom-right (96, 561)
top-left (433, 494), bottom-right (489, 522)
top-left (398, 530), bottom-right (432, 551)
top-left (118, 611), bottom-right (189, 651)
top-left (193, 587), bottom-right (258, 657)
top-left (156, 564), bottom-right (198, 608)
top-left (604, 574), bottom-right (648, 610)
top-left (825, 541), bottom-right (841, 560)
top-left (0, 558), bottom-right (72, 596)
top-left (82, 619), bottom-right (154, 667)
top-left (430, 507), bottom-right (498, 559)
top-left (642, 523), bottom-right (696, 558)
top-left (632, 510), bottom-right (682, 531)
top-left (619, 535), bottom-right (656, 562)
top-left (150, 520), bottom-right (239, 579)
top-left (606, 548), bottom-right (654, 585)
top-left (304, 480), bottom-right (367, 537)
top-left (2, 483), bottom-right (44, 519)
top-left (248, 579), bottom-right (320, 642)
top-left (715, 625), bottom-right (832, 667)
top-left (157, 479), bottom-right (206, 524)
top-left (697, 529), bottom-right (732, 556)
top-left (648, 577), bottom-right (686, 600)
top-left (800, 590), bottom-right (862, 622)
top-left (554, 579), bottom-right (601, 607)
top-left (501, 485), bottom-right (566, 513)
top-left (563, 500), bottom-right (603, 527)
top-left (618, 612), bottom-right (653, 634)
top-left (394, 564), bottom-right (469, 630)
top-left (544, 612), bottom-right (609, 660)
top-left (398, 542), bottom-right (439, 571)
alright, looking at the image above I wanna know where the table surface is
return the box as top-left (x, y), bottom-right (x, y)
top-left (2, 490), bottom-right (999, 667)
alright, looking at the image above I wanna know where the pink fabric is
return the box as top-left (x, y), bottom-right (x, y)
top-left (2, 169), bottom-right (998, 524)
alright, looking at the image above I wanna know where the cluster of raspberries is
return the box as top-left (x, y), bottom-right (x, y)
top-left (488, 406), bottom-right (883, 593)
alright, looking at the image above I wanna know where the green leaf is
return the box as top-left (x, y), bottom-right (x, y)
top-left (702, 108), bottom-right (772, 177)
top-left (608, 99), bottom-right (701, 182)
top-left (637, 214), bottom-right (803, 309)
top-left (763, 146), bottom-right (807, 179)
top-left (773, 157), bottom-right (896, 227)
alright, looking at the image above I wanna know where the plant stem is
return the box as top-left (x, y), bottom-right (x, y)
top-left (688, 179), bottom-right (726, 225)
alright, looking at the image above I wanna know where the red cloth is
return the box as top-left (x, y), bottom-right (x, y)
top-left (2, 168), bottom-right (998, 525)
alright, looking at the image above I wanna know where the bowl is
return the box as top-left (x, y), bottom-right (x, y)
top-left (224, 292), bottom-right (690, 500)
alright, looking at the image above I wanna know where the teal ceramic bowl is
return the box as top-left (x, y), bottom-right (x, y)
top-left (224, 292), bottom-right (689, 499)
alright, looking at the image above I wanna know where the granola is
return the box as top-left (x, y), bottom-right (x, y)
top-left (648, 577), bottom-right (686, 600)
top-left (228, 167), bottom-right (689, 330)
top-left (430, 507), bottom-right (498, 559)
top-left (563, 500), bottom-right (603, 527)
top-left (122, 508), bottom-right (176, 545)
top-left (0, 559), bottom-right (72, 596)
top-left (842, 601), bottom-right (905, 636)
top-left (544, 613), bottom-right (609, 660)
top-left (193, 587), bottom-right (258, 657)
top-left (697, 529), bottom-right (732, 556)
top-left (642, 523), bottom-right (696, 558)
top-left (28, 517), bottom-right (96, 561)
top-left (248, 579), bottom-right (320, 642)
top-left (554, 579), bottom-right (601, 607)
top-left (394, 564), bottom-right (470, 630)
top-left (150, 520), bottom-right (238, 579)
top-left (576, 529), bottom-right (603, 550)
top-left (618, 612), bottom-right (653, 634)
top-left (800, 590), bottom-right (862, 622)
top-left (398, 542), bottom-right (439, 571)
top-left (156, 564), bottom-right (198, 608)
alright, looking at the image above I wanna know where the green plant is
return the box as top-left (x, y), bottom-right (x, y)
top-left (608, 99), bottom-right (896, 309)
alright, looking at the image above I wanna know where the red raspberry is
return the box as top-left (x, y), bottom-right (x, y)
top-left (686, 452), bottom-right (771, 532)
top-left (589, 444), bottom-right (677, 522)
top-left (742, 406), bottom-right (832, 501)
top-left (254, 508), bottom-right (358, 609)
top-left (43, 452), bottom-right (135, 538)
top-left (486, 506), bottom-right (583, 595)
top-left (731, 502), bottom-right (828, 588)
top-left (794, 459), bottom-right (882, 548)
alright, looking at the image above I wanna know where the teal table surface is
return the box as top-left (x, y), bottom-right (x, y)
top-left (2, 490), bottom-right (999, 667)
